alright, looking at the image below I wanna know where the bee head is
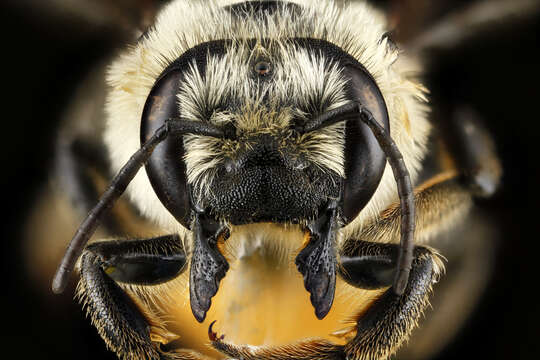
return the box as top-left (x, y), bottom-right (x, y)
top-left (141, 38), bottom-right (389, 228)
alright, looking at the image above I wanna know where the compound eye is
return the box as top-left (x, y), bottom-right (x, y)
top-left (141, 69), bottom-right (191, 227)
top-left (342, 65), bottom-right (389, 223)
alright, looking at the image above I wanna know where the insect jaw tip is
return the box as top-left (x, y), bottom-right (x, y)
top-left (208, 320), bottom-right (225, 342)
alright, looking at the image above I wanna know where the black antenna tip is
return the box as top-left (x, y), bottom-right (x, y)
top-left (392, 271), bottom-right (409, 296)
top-left (51, 267), bottom-right (69, 294)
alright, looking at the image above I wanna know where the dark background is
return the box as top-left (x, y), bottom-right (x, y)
top-left (1, 0), bottom-right (538, 359)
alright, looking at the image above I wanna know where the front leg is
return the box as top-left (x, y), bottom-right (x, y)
top-left (339, 241), bottom-right (443, 360)
top-left (77, 235), bottom-right (211, 360)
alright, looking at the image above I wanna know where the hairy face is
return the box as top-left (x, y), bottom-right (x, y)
top-left (140, 34), bottom-right (398, 231)
top-left (179, 41), bottom-right (348, 225)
